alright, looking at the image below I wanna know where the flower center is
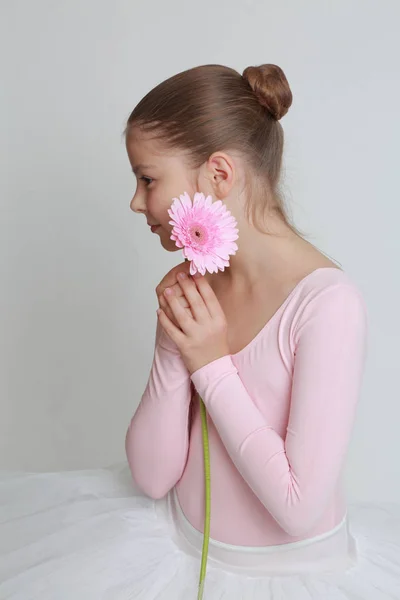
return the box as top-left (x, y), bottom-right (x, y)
top-left (189, 223), bottom-right (208, 246)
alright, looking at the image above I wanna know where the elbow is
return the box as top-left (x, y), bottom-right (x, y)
top-left (139, 481), bottom-right (170, 501)
top-left (125, 428), bottom-right (175, 500)
top-left (131, 470), bottom-right (170, 500)
top-left (125, 456), bottom-right (171, 500)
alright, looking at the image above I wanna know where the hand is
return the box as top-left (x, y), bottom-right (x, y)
top-left (157, 272), bottom-right (230, 375)
top-left (156, 261), bottom-right (192, 328)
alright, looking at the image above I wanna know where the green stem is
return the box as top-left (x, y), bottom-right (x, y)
top-left (197, 397), bottom-right (211, 600)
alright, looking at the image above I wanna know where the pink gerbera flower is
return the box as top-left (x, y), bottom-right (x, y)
top-left (168, 192), bottom-right (239, 276)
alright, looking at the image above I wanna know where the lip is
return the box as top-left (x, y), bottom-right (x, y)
top-left (150, 225), bottom-right (160, 233)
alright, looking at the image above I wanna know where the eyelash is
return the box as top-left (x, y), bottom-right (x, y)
top-left (140, 176), bottom-right (154, 187)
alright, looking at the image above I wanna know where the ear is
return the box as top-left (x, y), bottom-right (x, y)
top-left (198, 151), bottom-right (235, 199)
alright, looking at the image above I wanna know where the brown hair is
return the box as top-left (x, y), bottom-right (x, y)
top-left (124, 63), bottom-right (302, 236)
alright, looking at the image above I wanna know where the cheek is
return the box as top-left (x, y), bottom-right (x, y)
top-left (147, 194), bottom-right (171, 227)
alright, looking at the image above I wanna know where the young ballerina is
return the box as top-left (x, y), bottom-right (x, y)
top-left (122, 64), bottom-right (399, 597)
top-left (0, 63), bottom-right (399, 600)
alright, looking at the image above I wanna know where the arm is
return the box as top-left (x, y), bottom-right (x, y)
top-left (190, 284), bottom-right (368, 536)
top-left (125, 320), bottom-right (192, 499)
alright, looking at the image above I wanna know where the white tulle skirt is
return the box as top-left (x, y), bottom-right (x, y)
top-left (0, 462), bottom-right (399, 599)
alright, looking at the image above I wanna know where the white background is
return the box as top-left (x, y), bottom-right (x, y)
top-left (1, 1), bottom-right (399, 503)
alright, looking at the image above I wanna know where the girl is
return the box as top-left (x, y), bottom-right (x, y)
top-left (0, 63), bottom-right (399, 600)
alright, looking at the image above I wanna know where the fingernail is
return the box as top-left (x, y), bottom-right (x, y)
top-left (156, 308), bottom-right (161, 315)
top-left (164, 287), bottom-right (172, 295)
top-left (178, 272), bottom-right (187, 280)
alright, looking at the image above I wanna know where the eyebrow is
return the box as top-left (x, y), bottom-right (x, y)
top-left (132, 163), bottom-right (157, 175)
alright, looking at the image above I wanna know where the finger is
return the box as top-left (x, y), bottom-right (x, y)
top-left (176, 272), bottom-right (209, 322)
top-left (158, 294), bottom-right (190, 329)
top-left (156, 281), bottom-right (185, 305)
top-left (164, 287), bottom-right (194, 333)
top-left (159, 298), bottom-right (177, 326)
top-left (171, 282), bottom-right (186, 299)
top-left (159, 292), bottom-right (189, 311)
top-left (157, 308), bottom-right (186, 346)
top-left (156, 262), bottom-right (191, 297)
top-left (164, 304), bottom-right (190, 330)
top-left (158, 294), bottom-right (169, 310)
top-left (168, 312), bottom-right (180, 329)
top-left (192, 274), bottom-right (225, 319)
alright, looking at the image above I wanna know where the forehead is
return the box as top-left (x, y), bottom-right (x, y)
top-left (126, 128), bottom-right (188, 173)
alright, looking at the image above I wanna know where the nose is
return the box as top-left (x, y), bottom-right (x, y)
top-left (130, 191), bottom-right (146, 214)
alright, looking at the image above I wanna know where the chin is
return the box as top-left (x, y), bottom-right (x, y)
top-left (164, 242), bottom-right (181, 253)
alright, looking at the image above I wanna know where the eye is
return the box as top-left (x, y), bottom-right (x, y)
top-left (140, 176), bottom-right (154, 187)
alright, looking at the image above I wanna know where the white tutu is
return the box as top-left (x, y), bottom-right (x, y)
top-left (0, 462), bottom-right (399, 599)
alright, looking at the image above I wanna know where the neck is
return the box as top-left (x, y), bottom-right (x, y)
top-left (213, 210), bottom-right (318, 291)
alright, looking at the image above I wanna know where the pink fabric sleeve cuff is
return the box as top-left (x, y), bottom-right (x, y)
top-left (190, 354), bottom-right (237, 398)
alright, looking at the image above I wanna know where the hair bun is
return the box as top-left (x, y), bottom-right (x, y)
top-left (242, 64), bottom-right (292, 120)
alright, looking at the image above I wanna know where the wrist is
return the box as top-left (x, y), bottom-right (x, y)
top-left (187, 350), bottom-right (231, 376)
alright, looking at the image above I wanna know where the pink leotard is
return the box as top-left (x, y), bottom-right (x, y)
top-left (125, 267), bottom-right (368, 546)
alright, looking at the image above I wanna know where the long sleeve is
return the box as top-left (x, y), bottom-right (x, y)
top-left (125, 320), bottom-right (192, 499)
top-left (190, 283), bottom-right (368, 537)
